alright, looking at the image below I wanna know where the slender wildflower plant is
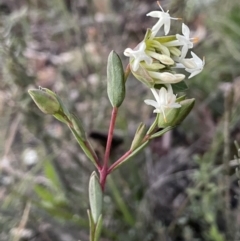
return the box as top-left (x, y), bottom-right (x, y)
top-left (28, 2), bottom-right (204, 240)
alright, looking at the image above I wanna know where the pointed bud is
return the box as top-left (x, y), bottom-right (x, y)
top-left (158, 108), bottom-right (181, 128)
top-left (130, 123), bottom-right (147, 151)
top-left (28, 88), bottom-right (60, 115)
top-left (171, 98), bottom-right (195, 126)
top-left (157, 98), bottom-right (195, 127)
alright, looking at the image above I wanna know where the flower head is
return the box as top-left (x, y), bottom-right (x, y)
top-left (124, 42), bottom-right (152, 71)
top-left (144, 84), bottom-right (181, 121)
top-left (147, 4), bottom-right (179, 37)
top-left (124, 6), bottom-right (204, 87)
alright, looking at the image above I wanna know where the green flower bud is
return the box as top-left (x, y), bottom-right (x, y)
top-left (28, 88), bottom-right (60, 115)
top-left (158, 108), bottom-right (181, 128)
top-left (130, 123), bottom-right (147, 151)
top-left (171, 98), bottom-right (195, 126)
top-left (157, 98), bottom-right (195, 127)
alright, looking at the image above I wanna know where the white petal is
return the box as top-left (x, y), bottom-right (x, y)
top-left (123, 48), bottom-right (133, 57)
top-left (182, 23), bottom-right (190, 38)
top-left (180, 45), bottom-right (188, 59)
top-left (150, 88), bottom-right (160, 103)
top-left (144, 99), bottom-right (159, 108)
top-left (153, 109), bottom-right (163, 113)
top-left (170, 103), bottom-right (181, 108)
top-left (132, 59), bottom-right (140, 71)
top-left (159, 87), bottom-right (167, 104)
top-left (163, 39), bottom-right (182, 47)
top-left (146, 11), bottom-right (163, 18)
top-left (164, 19), bottom-right (171, 35)
top-left (188, 70), bottom-right (201, 79)
top-left (181, 58), bottom-right (197, 69)
top-left (191, 51), bottom-right (203, 66)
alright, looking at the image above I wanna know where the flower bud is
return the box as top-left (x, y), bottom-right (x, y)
top-left (171, 98), bottom-right (195, 125)
top-left (158, 108), bottom-right (181, 128)
top-left (130, 123), bottom-right (147, 151)
top-left (28, 88), bottom-right (60, 115)
top-left (157, 98), bottom-right (195, 127)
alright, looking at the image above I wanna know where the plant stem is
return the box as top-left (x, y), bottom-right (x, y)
top-left (100, 107), bottom-right (118, 190)
top-left (108, 150), bottom-right (132, 174)
top-left (108, 132), bottom-right (153, 174)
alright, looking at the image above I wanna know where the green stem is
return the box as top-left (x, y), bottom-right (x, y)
top-left (108, 150), bottom-right (132, 174)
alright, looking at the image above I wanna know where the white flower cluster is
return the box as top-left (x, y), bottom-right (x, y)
top-left (124, 3), bottom-right (205, 119)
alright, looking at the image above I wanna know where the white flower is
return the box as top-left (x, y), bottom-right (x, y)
top-left (164, 23), bottom-right (196, 59)
top-left (124, 42), bottom-right (152, 71)
top-left (146, 4), bottom-right (179, 37)
top-left (144, 84), bottom-right (181, 120)
top-left (176, 23), bottom-right (194, 59)
top-left (173, 52), bottom-right (205, 78)
top-left (185, 52), bottom-right (205, 78)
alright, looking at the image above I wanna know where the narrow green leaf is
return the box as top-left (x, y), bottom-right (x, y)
top-left (94, 215), bottom-right (103, 241)
top-left (69, 127), bottom-right (98, 167)
top-left (89, 172), bottom-right (103, 224)
top-left (107, 51), bottom-right (125, 107)
top-left (43, 160), bottom-right (61, 189)
top-left (34, 185), bottom-right (55, 203)
top-left (150, 126), bottom-right (174, 139)
top-left (147, 115), bottom-right (159, 135)
top-left (69, 113), bottom-right (86, 141)
top-left (87, 209), bottom-right (95, 241)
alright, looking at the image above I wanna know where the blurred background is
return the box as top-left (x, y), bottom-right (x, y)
top-left (1, 0), bottom-right (240, 240)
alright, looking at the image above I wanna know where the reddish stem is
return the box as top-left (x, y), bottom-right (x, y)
top-left (108, 149), bottom-right (132, 174)
top-left (100, 107), bottom-right (118, 190)
top-left (108, 133), bottom-right (153, 174)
